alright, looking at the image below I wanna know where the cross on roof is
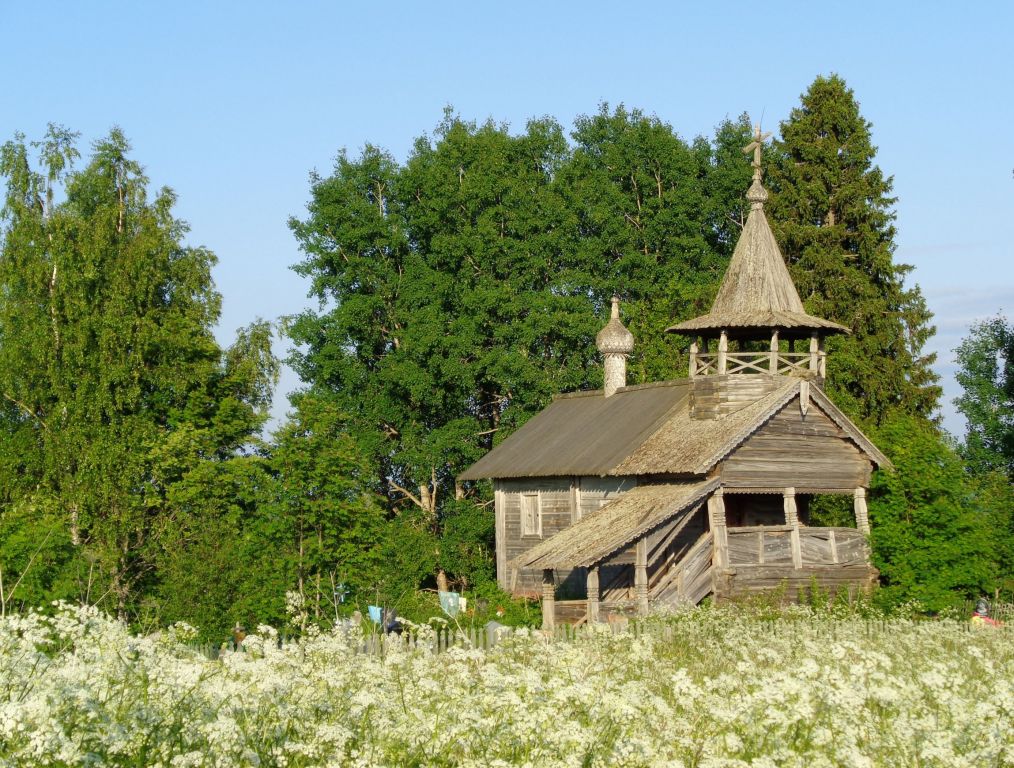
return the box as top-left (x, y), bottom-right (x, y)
top-left (743, 123), bottom-right (772, 172)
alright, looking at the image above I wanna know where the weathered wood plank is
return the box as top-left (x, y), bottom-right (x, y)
top-left (719, 403), bottom-right (872, 490)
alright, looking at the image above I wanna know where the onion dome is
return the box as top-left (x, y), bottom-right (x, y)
top-left (596, 296), bottom-right (634, 355)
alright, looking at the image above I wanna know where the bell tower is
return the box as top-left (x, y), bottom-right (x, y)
top-left (667, 125), bottom-right (848, 419)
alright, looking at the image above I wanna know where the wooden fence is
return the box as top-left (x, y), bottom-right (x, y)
top-left (189, 606), bottom-right (1013, 659)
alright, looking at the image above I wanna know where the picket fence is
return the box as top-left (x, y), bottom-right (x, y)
top-left (189, 606), bottom-right (1012, 660)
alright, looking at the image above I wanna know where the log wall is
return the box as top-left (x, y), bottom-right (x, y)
top-left (578, 477), bottom-right (637, 519)
top-left (714, 565), bottom-right (879, 602)
top-left (720, 403), bottom-right (871, 490)
top-left (497, 476), bottom-right (634, 596)
top-left (690, 374), bottom-right (786, 420)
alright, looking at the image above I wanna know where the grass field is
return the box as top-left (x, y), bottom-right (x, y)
top-left (1, 603), bottom-right (1011, 767)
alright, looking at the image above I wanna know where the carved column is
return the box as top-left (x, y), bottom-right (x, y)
top-left (769, 329), bottom-right (779, 373)
top-left (853, 487), bottom-right (870, 535)
top-left (586, 566), bottom-right (600, 624)
top-left (708, 489), bottom-right (728, 568)
top-left (689, 340), bottom-right (698, 378)
top-left (717, 330), bottom-right (728, 375)
top-left (541, 569), bottom-right (555, 631)
top-left (784, 488), bottom-right (802, 569)
top-left (635, 539), bottom-right (649, 616)
top-left (783, 487), bottom-right (798, 525)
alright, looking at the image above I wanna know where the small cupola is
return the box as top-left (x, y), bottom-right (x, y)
top-left (596, 296), bottom-right (634, 397)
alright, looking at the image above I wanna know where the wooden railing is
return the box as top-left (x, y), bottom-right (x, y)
top-left (691, 351), bottom-right (821, 377)
top-left (726, 526), bottom-right (868, 567)
top-left (648, 531), bottom-right (714, 605)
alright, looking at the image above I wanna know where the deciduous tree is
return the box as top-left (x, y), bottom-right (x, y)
top-left (869, 416), bottom-right (997, 610)
top-left (954, 315), bottom-right (1014, 478)
top-left (0, 126), bottom-right (278, 619)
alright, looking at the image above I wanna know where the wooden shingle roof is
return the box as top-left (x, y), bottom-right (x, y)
top-left (667, 180), bottom-right (847, 338)
top-left (615, 380), bottom-right (890, 473)
top-left (458, 377), bottom-right (890, 481)
top-left (516, 479), bottom-right (719, 569)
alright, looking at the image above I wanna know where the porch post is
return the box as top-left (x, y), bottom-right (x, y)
top-left (717, 330), bottom-right (728, 375)
top-left (853, 487), bottom-right (870, 535)
top-left (769, 329), bottom-right (779, 373)
top-left (586, 566), bottom-right (600, 623)
top-left (784, 487), bottom-right (802, 569)
top-left (818, 336), bottom-right (827, 379)
top-left (783, 487), bottom-right (798, 526)
top-left (809, 333), bottom-right (819, 372)
top-left (635, 538), bottom-right (649, 616)
top-left (689, 340), bottom-right (698, 378)
top-left (708, 489), bottom-right (728, 568)
top-left (541, 569), bottom-right (555, 631)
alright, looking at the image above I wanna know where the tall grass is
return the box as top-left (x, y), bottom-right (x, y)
top-left (1, 603), bottom-right (1011, 766)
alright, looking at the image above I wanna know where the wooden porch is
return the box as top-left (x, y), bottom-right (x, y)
top-left (544, 524), bottom-right (877, 626)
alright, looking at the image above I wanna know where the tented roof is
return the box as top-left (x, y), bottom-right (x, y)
top-left (668, 183), bottom-right (847, 338)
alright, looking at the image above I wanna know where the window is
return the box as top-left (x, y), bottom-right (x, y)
top-left (521, 492), bottom-right (541, 537)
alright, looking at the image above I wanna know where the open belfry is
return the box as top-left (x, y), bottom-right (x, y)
top-left (459, 126), bottom-right (890, 627)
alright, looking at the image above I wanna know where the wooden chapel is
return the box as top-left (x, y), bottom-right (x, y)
top-left (458, 127), bottom-right (891, 627)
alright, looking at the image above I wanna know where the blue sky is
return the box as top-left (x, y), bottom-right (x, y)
top-left (3, 1), bottom-right (1011, 435)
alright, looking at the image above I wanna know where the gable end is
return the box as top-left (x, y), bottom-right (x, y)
top-left (719, 399), bottom-right (873, 490)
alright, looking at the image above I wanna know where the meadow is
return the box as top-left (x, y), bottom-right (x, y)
top-left (0, 603), bottom-right (1011, 767)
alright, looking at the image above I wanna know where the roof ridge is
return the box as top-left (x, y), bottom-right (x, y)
top-left (552, 378), bottom-right (690, 401)
top-left (553, 389), bottom-right (603, 401)
top-left (614, 379), bottom-right (688, 392)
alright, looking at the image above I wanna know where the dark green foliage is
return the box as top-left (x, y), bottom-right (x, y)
top-left (967, 469), bottom-right (1014, 597)
top-left (150, 456), bottom-right (287, 641)
top-left (438, 497), bottom-right (496, 589)
top-left (561, 105), bottom-right (745, 381)
top-left (954, 315), bottom-right (1014, 479)
top-left (869, 416), bottom-right (997, 610)
top-left (288, 114), bottom-right (602, 522)
top-left (767, 75), bottom-right (941, 423)
top-left (287, 107), bottom-right (751, 591)
top-left (270, 393), bottom-right (387, 620)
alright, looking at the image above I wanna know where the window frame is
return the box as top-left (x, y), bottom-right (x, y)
top-left (520, 491), bottom-right (542, 538)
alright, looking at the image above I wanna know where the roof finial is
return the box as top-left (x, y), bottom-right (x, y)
top-left (743, 122), bottom-right (772, 207)
top-left (610, 294), bottom-right (620, 320)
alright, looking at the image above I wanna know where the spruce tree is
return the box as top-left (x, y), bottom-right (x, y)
top-left (767, 75), bottom-right (940, 423)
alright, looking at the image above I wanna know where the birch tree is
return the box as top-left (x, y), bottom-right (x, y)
top-left (0, 127), bottom-right (277, 618)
